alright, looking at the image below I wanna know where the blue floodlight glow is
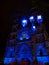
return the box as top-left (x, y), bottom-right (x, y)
top-left (29, 16), bottom-right (34, 22)
top-left (37, 15), bottom-right (43, 23)
top-left (19, 37), bottom-right (23, 40)
top-left (21, 19), bottom-right (27, 27)
top-left (37, 56), bottom-right (49, 63)
top-left (29, 16), bottom-right (34, 20)
top-left (37, 15), bottom-right (41, 19)
top-left (26, 35), bottom-right (30, 39)
top-left (4, 58), bottom-right (15, 64)
top-left (33, 26), bottom-right (36, 29)
top-left (31, 25), bottom-right (36, 31)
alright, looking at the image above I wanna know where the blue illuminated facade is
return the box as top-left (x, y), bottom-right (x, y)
top-left (17, 28), bottom-right (31, 40)
top-left (16, 44), bottom-right (33, 62)
top-left (4, 15), bottom-right (49, 64)
top-left (4, 47), bottom-right (16, 64)
top-left (36, 43), bottom-right (49, 63)
top-left (37, 56), bottom-right (49, 63)
top-left (36, 44), bottom-right (48, 56)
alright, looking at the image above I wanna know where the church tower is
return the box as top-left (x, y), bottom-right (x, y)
top-left (3, 14), bottom-right (49, 65)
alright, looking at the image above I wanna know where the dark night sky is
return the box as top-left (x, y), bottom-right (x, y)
top-left (0, 0), bottom-right (49, 59)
